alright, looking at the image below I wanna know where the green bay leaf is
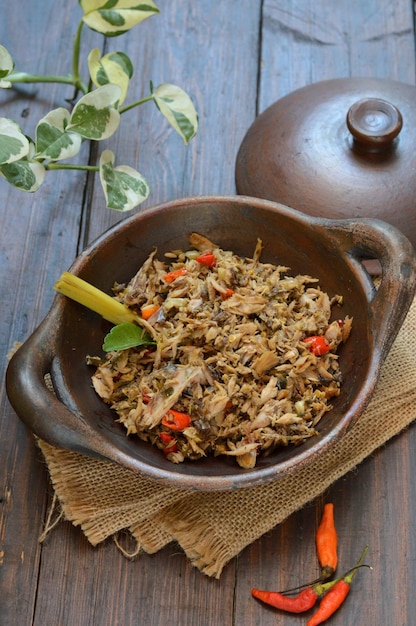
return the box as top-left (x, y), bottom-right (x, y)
top-left (103, 322), bottom-right (155, 351)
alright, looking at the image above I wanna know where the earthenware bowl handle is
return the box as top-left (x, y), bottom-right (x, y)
top-left (6, 298), bottom-right (105, 458)
top-left (322, 217), bottom-right (416, 360)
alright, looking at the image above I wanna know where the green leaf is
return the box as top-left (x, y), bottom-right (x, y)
top-left (80, 0), bottom-right (159, 37)
top-left (0, 118), bottom-right (30, 164)
top-left (103, 322), bottom-right (156, 351)
top-left (0, 159), bottom-right (45, 191)
top-left (88, 48), bottom-right (133, 105)
top-left (35, 108), bottom-right (82, 161)
top-left (0, 45), bottom-right (13, 87)
top-left (99, 149), bottom-right (150, 211)
top-left (67, 84), bottom-right (121, 140)
top-left (152, 83), bottom-right (198, 144)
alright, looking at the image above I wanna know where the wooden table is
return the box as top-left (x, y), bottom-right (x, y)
top-left (1, 2), bottom-right (416, 624)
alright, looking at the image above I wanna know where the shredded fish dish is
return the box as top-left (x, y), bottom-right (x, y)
top-left (88, 233), bottom-right (352, 468)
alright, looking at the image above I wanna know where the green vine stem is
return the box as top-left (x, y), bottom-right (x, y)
top-left (119, 94), bottom-right (154, 114)
top-left (5, 20), bottom-right (88, 94)
top-left (46, 163), bottom-right (99, 172)
top-left (71, 20), bottom-right (88, 94)
top-left (5, 72), bottom-right (76, 86)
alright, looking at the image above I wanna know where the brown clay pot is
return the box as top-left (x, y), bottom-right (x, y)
top-left (235, 77), bottom-right (416, 251)
top-left (6, 196), bottom-right (416, 490)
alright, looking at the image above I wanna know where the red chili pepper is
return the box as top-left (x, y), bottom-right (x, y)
top-left (196, 252), bottom-right (216, 267)
top-left (161, 409), bottom-right (192, 431)
top-left (306, 546), bottom-right (369, 626)
top-left (303, 335), bottom-right (331, 356)
top-left (141, 304), bottom-right (160, 319)
top-left (251, 579), bottom-right (337, 614)
top-left (163, 267), bottom-right (188, 283)
top-left (316, 503), bottom-right (338, 580)
top-left (308, 580), bottom-right (350, 626)
top-left (221, 288), bottom-right (235, 299)
top-left (159, 432), bottom-right (178, 454)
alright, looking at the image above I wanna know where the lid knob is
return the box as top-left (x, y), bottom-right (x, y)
top-left (346, 97), bottom-right (403, 149)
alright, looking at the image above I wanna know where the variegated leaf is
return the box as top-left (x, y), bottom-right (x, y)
top-left (99, 149), bottom-right (150, 211)
top-left (68, 84), bottom-right (121, 140)
top-left (152, 83), bottom-right (198, 144)
top-left (88, 48), bottom-right (133, 105)
top-left (35, 108), bottom-right (82, 161)
top-left (80, 0), bottom-right (159, 37)
top-left (0, 45), bottom-right (13, 87)
top-left (0, 159), bottom-right (45, 192)
top-left (0, 118), bottom-right (30, 164)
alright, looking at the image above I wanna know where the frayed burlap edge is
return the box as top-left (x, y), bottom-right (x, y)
top-left (37, 299), bottom-right (416, 577)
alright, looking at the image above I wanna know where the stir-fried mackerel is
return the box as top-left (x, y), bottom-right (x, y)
top-left (89, 233), bottom-right (352, 468)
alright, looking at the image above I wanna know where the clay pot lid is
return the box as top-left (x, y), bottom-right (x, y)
top-left (235, 77), bottom-right (416, 250)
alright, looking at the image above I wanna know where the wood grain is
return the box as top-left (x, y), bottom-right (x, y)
top-left (260, 0), bottom-right (416, 108)
top-left (84, 0), bottom-right (262, 243)
top-left (1, 1), bottom-right (416, 624)
top-left (0, 3), bottom-right (94, 625)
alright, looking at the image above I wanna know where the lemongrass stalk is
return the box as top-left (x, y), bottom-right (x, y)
top-left (54, 272), bottom-right (157, 338)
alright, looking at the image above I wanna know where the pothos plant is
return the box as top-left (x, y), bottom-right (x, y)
top-left (0, 0), bottom-right (199, 211)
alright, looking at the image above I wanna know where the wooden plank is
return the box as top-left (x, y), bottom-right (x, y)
top-left (35, 525), bottom-right (236, 626)
top-left (27, 2), bottom-right (262, 626)
top-left (236, 436), bottom-right (416, 625)
top-left (2, 1), bottom-right (416, 625)
top-left (0, 4), bottom-right (95, 625)
top-left (234, 2), bottom-right (416, 625)
top-left (260, 0), bottom-right (416, 108)
top-left (84, 0), bottom-right (262, 243)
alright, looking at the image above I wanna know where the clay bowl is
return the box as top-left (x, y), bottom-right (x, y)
top-left (6, 195), bottom-right (416, 490)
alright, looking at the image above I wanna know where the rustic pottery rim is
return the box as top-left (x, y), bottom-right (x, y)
top-left (5, 195), bottom-right (416, 490)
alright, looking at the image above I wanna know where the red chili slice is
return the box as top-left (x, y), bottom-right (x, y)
top-left (303, 335), bottom-right (331, 356)
top-left (163, 267), bottom-right (188, 283)
top-left (159, 432), bottom-right (178, 454)
top-left (161, 409), bottom-right (192, 431)
top-left (141, 304), bottom-right (160, 319)
top-left (221, 288), bottom-right (235, 299)
top-left (196, 252), bottom-right (216, 267)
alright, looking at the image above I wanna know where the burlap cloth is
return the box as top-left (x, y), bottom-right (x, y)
top-left (37, 297), bottom-right (416, 578)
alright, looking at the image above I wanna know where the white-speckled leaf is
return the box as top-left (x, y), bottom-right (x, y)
top-left (0, 118), bottom-right (30, 164)
top-left (35, 108), bottom-right (82, 161)
top-left (88, 48), bottom-right (133, 105)
top-left (152, 83), bottom-right (198, 144)
top-left (0, 159), bottom-right (45, 191)
top-left (80, 0), bottom-right (159, 37)
top-left (0, 45), bottom-right (13, 87)
top-left (99, 149), bottom-right (150, 211)
top-left (68, 84), bottom-right (121, 140)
